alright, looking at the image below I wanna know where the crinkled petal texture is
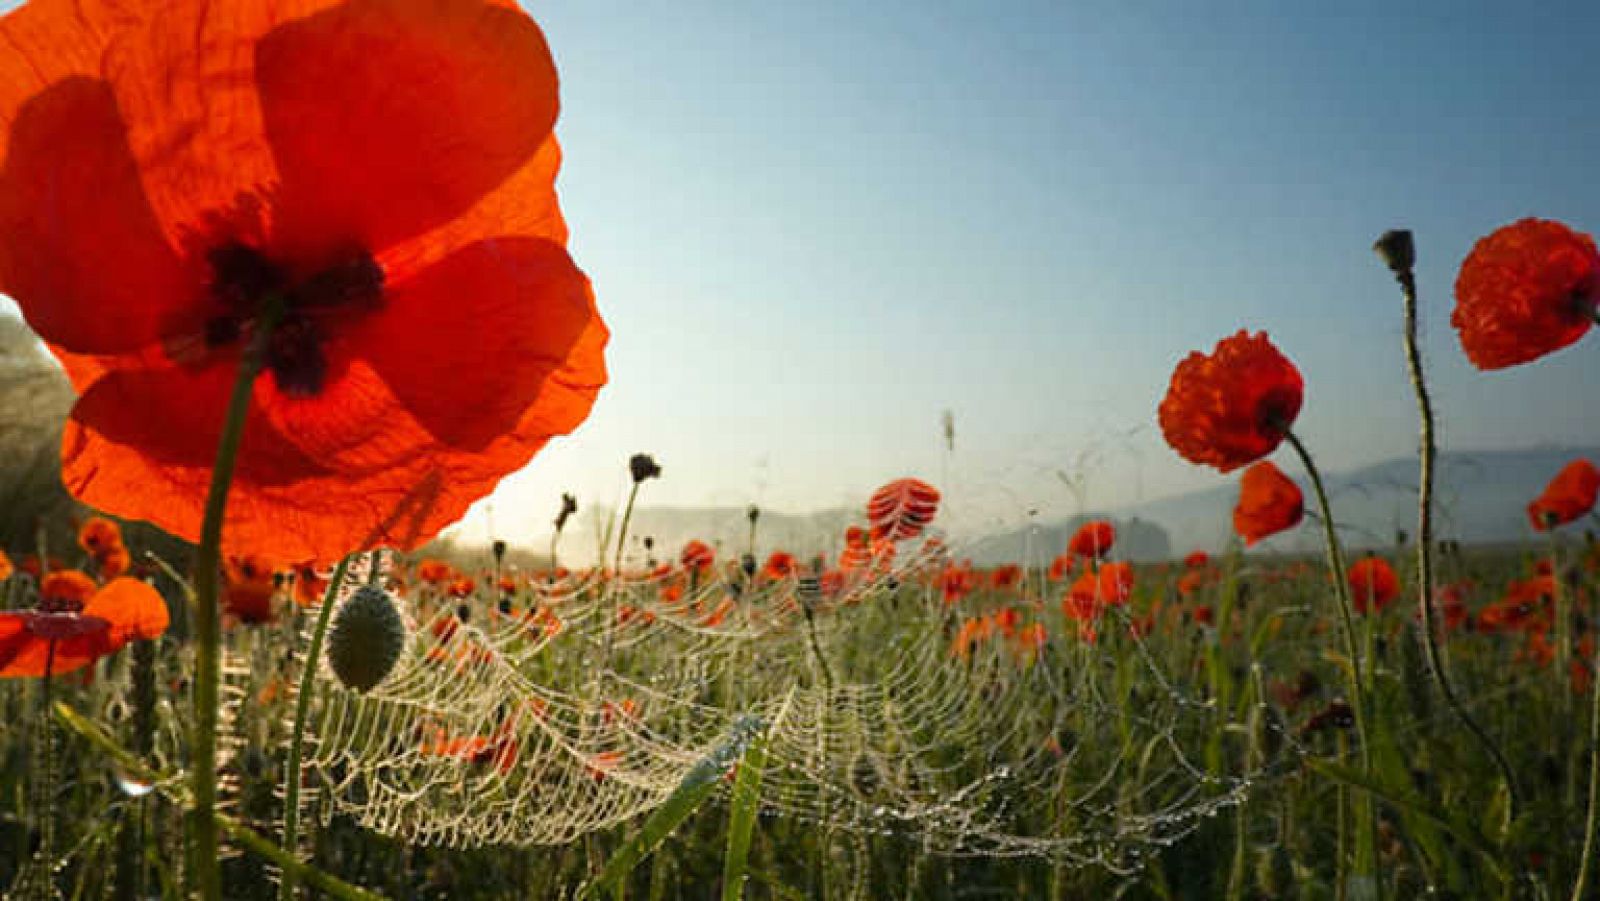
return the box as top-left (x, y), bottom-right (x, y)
top-left (1453, 218), bottom-right (1600, 370)
top-left (0, 0), bottom-right (607, 564)
top-left (1233, 461), bottom-right (1303, 546)
top-left (1159, 331), bottom-right (1303, 473)
top-left (1527, 458), bottom-right (1600, 531)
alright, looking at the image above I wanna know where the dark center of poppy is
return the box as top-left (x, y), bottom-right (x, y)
top-left (204, 242), bottom-right (384, 396)
top-left (1254, 386), bottom-right (1300, 437)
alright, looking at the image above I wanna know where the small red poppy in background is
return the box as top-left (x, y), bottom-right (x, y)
top-left (990, 564), bottom-right (1023, 591)
top-left (0, 551), bottom-right (12, 582)
top-left (680, 540), bottom-right (715, 575)
top-left (1233, 461), bottom-right (1304, 546)
top-left (1347, 557), bottom-right (1399, 615)
top-left (761, 551), bottom-right (797, 581)
top-left (1527, 459), bottom-right (1599, 531)
top-left (0, 573), bottom-right (168, 677)
top-left (1452, 218), bottom-right (1600, 370)
top-left (1047, 552), bottom-right (1075, 582)
top-left (223, 555), bottom-right (278, 624)
top-left (417, 559), bottom-right (455, 586)
top-left (1068, 521), bottom-right (1116, 560)
top-left (1159, 331), bottom-right (1304, 472)
top-left (867, 478), bottom-right (941, 543)
top-left (1183, 550), bottom-right (1210, 569)
top-left (0, 0), bottom-right (608, 565)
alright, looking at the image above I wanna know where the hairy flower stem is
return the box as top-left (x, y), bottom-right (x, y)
top-left (1389, 257), bottom-right (1521, 830)
top-left (1573, 635), bottom-right (1600, 901)
top-left (1285, 430), bottom-right (1380, 895)
top-left (191, 299), bottom-right (284, 901)
top-left (605, 481), bottom-right (643, 662)
top-left (280, 556), bottom-right (351, 901)
top-left (27, 640), bottom-right (58, 901)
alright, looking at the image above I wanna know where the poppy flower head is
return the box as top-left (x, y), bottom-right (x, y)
top-left (1159, 331), bottom-right (1303, 472)
top-left (1183, 550), bottom-right (1210, 570)
top-left (1452, 219), bottom-right (1600, 370)
top-left (1528, 459), bottom-right (1600, 531)
top-left (1068, 520), bottom-right (1116, 559)
top-left (1233, 461), bottom-right (1304, 546)
top-left (0, 0), bottom-right (608, 565)
top-left (866, 478), bottom-right (941, 543)
top-left (39, 570), bottom-right (98, 611)
top-left (680, 540), bottom-right (715, 575)
top-left (1348, 557), bottom-right (1399, 615)
top-left (77, 517), bottom-right (123, 556)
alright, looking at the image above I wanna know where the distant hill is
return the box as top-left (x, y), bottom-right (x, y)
top-left (967, 446), bottom-right (1600, 565)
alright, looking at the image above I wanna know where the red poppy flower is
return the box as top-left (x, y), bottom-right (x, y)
top-left (1233, 461), bottom-right (1304, 546)
top-left (990, 564), bottom-right (1023, 591)
top-left (1183, 550), bottom-right (1210, 569)
top-left (939, 562), bottom-right (978, 605)
top-left (0, 0), bottom-right (608, 565)
top-left (1347, 557), bottom-right (1399, 615)
top-left (761, 551), bottom-right (797, 581)
top-left (1159, 331), bottom-right (1303, 472)
top-left (1452, 218), bottom-right (1600, 370)
top-left (1068, 521), bottom-right (1116, 560)
top-left (866, 478), bottom-right (941, 543)
top-left (416, 559), bottom-right (455, 586)
top-left (0, 575), bottom-right (168, 677)
top-left (0, 551), bottom-right (12, 582)
top-left (223, 555), bottom-right (278, 624)
top-left (77, 517), bottom-right (123, 557)
top-left (1527, 459), bottom-right (1600, 531)
top-left (680, 540), bottom-right (715, 575)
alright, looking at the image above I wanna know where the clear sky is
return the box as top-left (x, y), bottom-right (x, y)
top-left (464, 0), bottom-right (1600, 544)
top-left (5, 1), bottom-right (1600, 549)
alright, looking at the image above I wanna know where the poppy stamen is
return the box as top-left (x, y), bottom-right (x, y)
top-left (205, 243), bottom-right (384, 395)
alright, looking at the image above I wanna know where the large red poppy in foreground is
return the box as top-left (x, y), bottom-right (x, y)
top-left (0, 0), bottom-right (608, 564)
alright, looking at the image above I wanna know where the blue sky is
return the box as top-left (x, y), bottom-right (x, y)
top-left (462, 0), bottom-right (1600, 544)
top-left (4, 0), bottom-right (1599, 548)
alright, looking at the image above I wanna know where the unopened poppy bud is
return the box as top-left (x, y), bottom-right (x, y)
top-left (747, 505), bottom-right (760, 525)
top-left (629, 453), bottom-right (662, 484)
top-left (1373, 229), bottom-right (1415, 275)
top-left (491, 540), bottom-right (507, 563)
top-left (328, 585), bottom-right (406, 694)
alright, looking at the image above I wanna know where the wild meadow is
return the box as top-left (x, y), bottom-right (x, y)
top-left (0, 1), bottom-right (1598, 899)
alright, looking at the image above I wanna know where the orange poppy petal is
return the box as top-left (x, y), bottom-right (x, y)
top-left (357, 238), bottom-right (600, 450)
top-left (0, 76), bottom-right (193, 354)
top-left (257, 0), bottom-right (559, 256)
top-left (84, 578), bottom-right (170, 645)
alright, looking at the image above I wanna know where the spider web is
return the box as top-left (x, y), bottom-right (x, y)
top-left (238, 541), bottom-right (1265, 874)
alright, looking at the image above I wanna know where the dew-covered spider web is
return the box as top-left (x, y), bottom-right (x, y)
top-left (223, 538), bottom-right (1283, 875)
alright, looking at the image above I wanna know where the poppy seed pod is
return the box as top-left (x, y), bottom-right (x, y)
top-left (327, 585), bottom-right (406, 694)
top-left (1373, 229), bottom-right (1415, 275)
top-left (630, 454), bottom-right (662, 484)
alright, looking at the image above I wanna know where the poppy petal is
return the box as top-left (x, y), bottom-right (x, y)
top-left (0, 76), bottom-right (193, 354)
top-left (256, 0), bottom-right (559, 255)
top-left (357, 237), bottom-right (601, 451)
top-left (85, 578), bottom-right (170, 645)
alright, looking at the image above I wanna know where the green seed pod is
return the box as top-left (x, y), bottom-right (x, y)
top-left (327, 585), bottom-right (406, 693)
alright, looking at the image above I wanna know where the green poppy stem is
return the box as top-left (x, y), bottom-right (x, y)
top-left (191, 299), bottom-right (284, 901)
top-left (1284, 430), bottom-right (1381, 896)
top-left (280, 555), bottom-right (351, 901)
top-left (1390, 257), bottom-right (1520, 831)
top-left (1572, 634), bottom-right (1600, 901)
